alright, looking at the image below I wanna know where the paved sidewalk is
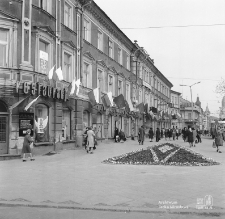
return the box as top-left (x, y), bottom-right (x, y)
top-left (0, 136), bottom-right (224, 215)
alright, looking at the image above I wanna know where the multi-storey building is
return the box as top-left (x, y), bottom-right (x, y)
top-left (0, 0), bottom-right (174, 156)
top-left (170, 90), bottom-right (182, 128)
top-left (180, 97), bottom-right (202, 129)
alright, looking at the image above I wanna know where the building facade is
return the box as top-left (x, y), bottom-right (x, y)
top-left (170, 90), bottom-right (182, 128)
top-left (0, 0), bottom-right (174, 156)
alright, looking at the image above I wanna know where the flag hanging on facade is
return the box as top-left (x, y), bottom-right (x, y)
top-left (24, 95), bottom-right (41, 111)
top-left (101, 92), bottom-right (113, 108)
top-left (144, 103), bottom-right (148, 114)
top-left (125, 100), bottom-right (130, 113)
top-left (136, 103), bottom-right (144, 113)
top-left (55, 67), bottom-right (63, 81)
top-left (113, 94), bottom-right (126, 109)
top-left (88, 90), bottom-right (97, 106)
top-left (68, 79), bottom-right (76, 96)
top-left (48, 65), bottom-right (55, 80)
top-left (75, 79), bottom-right (81, 96)
top-left (93, 87), bottom-right (99, 103)
top-left (9, 95), bottom-right (30, 110)
top-left (127, 97), bottom-right (134, 111)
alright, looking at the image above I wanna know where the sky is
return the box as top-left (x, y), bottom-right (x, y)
top-left (94, 0), bottom-right (225, 117)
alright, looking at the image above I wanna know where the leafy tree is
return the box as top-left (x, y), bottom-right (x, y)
top-left (216, 78), bottom-right (225, 95)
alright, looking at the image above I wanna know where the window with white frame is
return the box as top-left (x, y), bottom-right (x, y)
top-left (40, 0), bottom-right (52, 14)
top-left (109, 39), bottom-right (113, 58)
top-left (126, 53), bottom-right (130, 70)
top-left (97, 31), bottom-right (103, 51)
top-left (83, 62), bottom-right (90, 88)
top-left (97, 68), bottom-right (103, 101)
top-left (108, 75), bottom-right (114, 95)
top-left (64, 1), bottom-right (72, 29)
top-left (39, 39), bottom-right (50, 74)
top-left (77, 14), bottom-right (81, 48)
top-left (126, 83), bottom-right (130, 100)
top-left (63, 52), bottom-right (72, 82)
top-left (118, 47), bottom-right (122, 65)
top-left (0, 28), bottom-right (9, 67)
top-left (83, 18), bottom-right (90, 42)
top-left (118, 80), bottom-right (123, 95)
top-left (139, 66), bottom-right (143, 79)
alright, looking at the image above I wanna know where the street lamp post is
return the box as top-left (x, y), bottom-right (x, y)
top-left (132, 45), bottom-right (149, 126)
top-left (180, 82), bottom-right (201, 127)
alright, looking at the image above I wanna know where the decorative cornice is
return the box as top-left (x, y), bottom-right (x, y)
top-left (108, 66), bottom-right (117, 74)
top-left (0, 9), bottom-right (20, 22)
top-left (83, 51), bottom-right (95, 61)
top-left (96, 60), bottom-right (107, 68)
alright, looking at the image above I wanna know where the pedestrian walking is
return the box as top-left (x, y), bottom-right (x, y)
top-left (165, 129), bottom-right (168, 140)
top-left (196, 129), bottom-right (202, 143)
top-left (82, 127), bottom-right (88, 149)
top-left (187, 127), bottom-right (194, 147)
top-left (87, 127), bottom-right (95, 154)
top-left (168, 128), bottom-right (172, 140)
top-left (156, 128), bottom-right (161, 142)
top-left (182, 127), bottom-right (188, 142)
top-left (192, 127), bottom-right (197, 147)
top-left (161, 128), bottom-right (164, 139)
top-left (215, 126), bottom-right (224, 153)
top-left (114, 127), bottom-right (119, 142)
top-left (172, 126), bottom-right (176, 140)
top-left (148, 127), bottom-right (154, 142)
top-left (175, 126), bottom-right (179, 140)
top-left (22, 129), bottom-right (34, 162)
top-left (138, 126), bottom-right (145, 145)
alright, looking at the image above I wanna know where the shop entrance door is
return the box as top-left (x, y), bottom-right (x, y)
top-left (0, 116), bottom-right (8, 154)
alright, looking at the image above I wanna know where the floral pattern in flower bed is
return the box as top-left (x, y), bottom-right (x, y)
top-left (102, 143), bottom-right (220, 166)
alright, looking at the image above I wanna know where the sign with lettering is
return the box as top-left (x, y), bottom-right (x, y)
top-left (16, 81), bottom-right (68, 102)
top-left (19, 112), bottom-right (34, 136)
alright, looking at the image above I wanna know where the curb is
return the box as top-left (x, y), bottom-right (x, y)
top-left (0, 202), bottom-right (224, 216)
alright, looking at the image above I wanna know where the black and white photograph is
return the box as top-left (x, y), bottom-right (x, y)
top-left (0, 0), bottom-right (225, 218)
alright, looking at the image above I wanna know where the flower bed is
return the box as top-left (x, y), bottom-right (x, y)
top-left (102, 143), bottom-right (220, 166)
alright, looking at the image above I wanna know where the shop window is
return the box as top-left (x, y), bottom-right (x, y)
top-left (34, 104), bottom-right (49, 142)
top-left (62, 108), bottom-right (71, 140)
top-left (83, 110), bottom-right (90, 128)
top-left (0, 28), bottom-right (9, 67)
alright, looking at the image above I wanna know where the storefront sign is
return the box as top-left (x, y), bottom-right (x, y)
top-left (19, 112), bottom-right (34, 136)
top-left (16, 81), bottom-right (68, 101)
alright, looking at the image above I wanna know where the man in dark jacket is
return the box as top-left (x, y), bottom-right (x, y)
top-left (156, 128), bottom-right (161, 142)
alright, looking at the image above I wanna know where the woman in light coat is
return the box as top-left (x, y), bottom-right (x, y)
top-left (187, 127), bottom-right (194, 147)
top-left (215, 126), bottom-right (224, 153)
top-left (87, 127), bottom-right (95, 154)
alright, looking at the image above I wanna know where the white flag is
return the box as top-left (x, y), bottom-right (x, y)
top-left (24, 95), bottom-right (40, 111)
top-left (70, 79), bottom-right (76, 95)
top-left (48, 65), bottom-right (55, 80)
top-left (93, 87), bottom-right (99, 103)
top-left (55, 67), bottom-right (63, 81)
top-left (127, 97), bottom-right (134, 111)
top-left (75, 79), bottom-right (81, 95)
top-left (107, 92), bottom-right (113, 106)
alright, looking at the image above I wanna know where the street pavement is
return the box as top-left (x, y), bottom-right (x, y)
top-left (0, 135), bottom-right (225, 218)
